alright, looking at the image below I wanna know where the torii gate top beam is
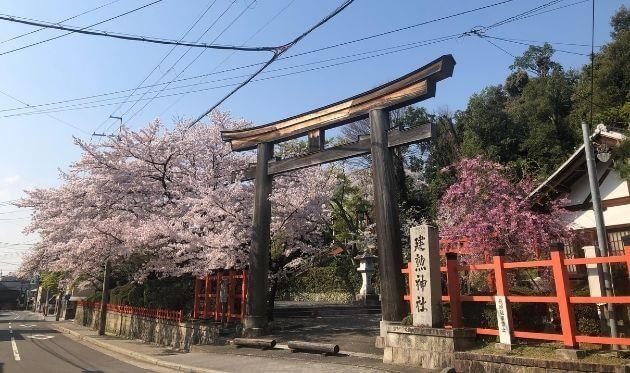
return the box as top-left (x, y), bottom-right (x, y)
top-left (221, 54), bottom-right (455, 151)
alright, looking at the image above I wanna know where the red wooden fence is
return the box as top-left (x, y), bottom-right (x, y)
top-left (193, 270), bottom-right (247, 322)
top-left (402, 240), bottom-right (630, 347)
top-left (78, 301), bottom-right (183, 323)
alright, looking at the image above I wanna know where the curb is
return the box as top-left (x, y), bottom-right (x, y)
top-left (51, 324), bottom-right (227, 373)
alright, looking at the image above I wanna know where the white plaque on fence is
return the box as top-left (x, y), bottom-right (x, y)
top-left (410, 224), bottom-right (443, 327)
top-left (494, 295), bottom-right (512, 345)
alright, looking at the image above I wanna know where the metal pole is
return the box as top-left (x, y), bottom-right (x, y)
top-left (98, 260), bottom-right (111, 336)
top-left (580, 121), bottom-right (618, 348)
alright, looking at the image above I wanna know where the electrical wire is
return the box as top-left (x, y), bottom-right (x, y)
top-left (0, 0), bottom-right (568, 116)
top-left (483, 35), bottom-right (590, 56)
top-left (121, 0), bottom-right (256, 127)
top-left (0, 89), bottom-right (90, 134)
top-left (0, 35), bottom-right (459, 118)
top-left (0, 11), bottom-right (277, 52)
top-left (157, 0), bottom-right (297, 119)
top-left (0, 0), bottom-right (165, 57)
top-left (106, 0), bottom-right (242, 131)
top-left (0, 0), bottom-right (122, 45)
top-left (1, 0), bottom-right (590, 121)
top-left (187, 0), bottom-right (356, 128)
top-left (93, 0), bottom-right (220, 135)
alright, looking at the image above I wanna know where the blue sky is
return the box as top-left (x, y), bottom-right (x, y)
top-left (0, 0), bottom-right (624, 273)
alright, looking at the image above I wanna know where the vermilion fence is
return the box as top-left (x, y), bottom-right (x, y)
top-left (193, 270), bottom-right (247, 322)
top-left (78, 301), bottom-right (183, 323)
top-left (402, 240), bottom-right (630, 348)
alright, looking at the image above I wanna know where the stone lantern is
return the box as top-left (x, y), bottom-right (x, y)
top-left (355, 251), bottom-right (378, 304)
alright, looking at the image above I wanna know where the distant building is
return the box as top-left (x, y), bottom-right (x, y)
top-left (0, 275), bottom-right (29, 309)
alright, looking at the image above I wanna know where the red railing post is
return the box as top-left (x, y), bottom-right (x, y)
top-left (402, 262), bottom-right (413, 316)
top-left (193, 277), bottom-right (200, 319)
top-left (203, 275), bottom-right (210, 319)
top-left (445, 252), bottom-right (463, 328)
top-left (228, 271), bottom-right (236, 322)
top-left (550, 242), bottom-right (577, 348)
top-left (622, 236), bottom-right (630, 278)
top-left (215, 272), bottom-right (222, 321)
top-left (241, 270), bottom-right (247, 321)
top-left (492, 248), bottom-right (514, 344)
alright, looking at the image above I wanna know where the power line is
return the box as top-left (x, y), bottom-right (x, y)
top-left (1, 0), bottom-right (589, 120)
top-left (122, 0), bottom-right (256, 127)
top-left (0, 35), bottom-right (460, 118)
top-left (93, 0), bottom-right (220, 135)
top-left (486, 0), bottom-right (589, 30)
top-left (484, 35), bottom-right (599, 48)
top-left (0, 0), bottom-right (165, 57)
top-left (187, 0), bottom-right (357, 128)
top-left (157, 0), bottom-right (297, 119)
top-left (108, 0), bottom-right (242, 131)
top-left (0, 89), bottom-right (90, 135)
top-left (0, 0), bottom-right (122, 45)
top-left (483, 35), bottom-right (589, 56)
top-left (0, 0), bottom-right (569, 116)
top-left (486, 0), bottom-right (563, 29)
top-left (0, 11), bottom-right (277, 53)
top-left (273, 0), bottom-right (518, 61)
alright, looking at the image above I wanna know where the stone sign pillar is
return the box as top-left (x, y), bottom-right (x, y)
top-left (410, 224), bottom-right (443, 327)
top-left (355, 252), bottom-right (378, 304)
top-left (383, 224), bottom-right (476, 369)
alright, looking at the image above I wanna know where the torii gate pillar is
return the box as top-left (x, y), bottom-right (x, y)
top-left (369, 109), bottom-right (406, 323)
top-left (243, 142), bottom-right (273, 333)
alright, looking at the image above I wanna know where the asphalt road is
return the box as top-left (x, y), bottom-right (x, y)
top-left (0, 310), bottom-right (156, 373)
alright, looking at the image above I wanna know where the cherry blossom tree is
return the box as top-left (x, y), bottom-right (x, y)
top-left (17, 111), bottom-right (334, 285)
top-left (437, 156), bottom-right (576, 264)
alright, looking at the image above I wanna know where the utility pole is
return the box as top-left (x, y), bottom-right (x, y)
top-left (581, 121), bottom-right (618, 349)
top-left (55, 294), bottom-right (62, 321)
top-left (93, 116), bottom-right (122, 138)
top-left (44, 288), bottom-right (49, 315)
top-left (98, 260), bottom-right (111, 336)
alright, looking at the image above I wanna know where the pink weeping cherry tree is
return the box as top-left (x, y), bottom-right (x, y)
top-left (437, 156), bottom-right (576, 264)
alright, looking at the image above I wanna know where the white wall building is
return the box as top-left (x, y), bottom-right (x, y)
top-left (530, 124), bottom-right (629, 256)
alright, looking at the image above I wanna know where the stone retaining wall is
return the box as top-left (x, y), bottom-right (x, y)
top-left (454, 352), bottom-right (629, 373)
top-left (75, 305), bottom-right (219, 350)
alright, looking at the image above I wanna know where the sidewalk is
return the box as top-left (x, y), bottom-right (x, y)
top-left (51, 321), bottom-right (430, 373)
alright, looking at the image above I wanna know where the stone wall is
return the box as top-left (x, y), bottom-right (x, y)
top-left (453, 352), bottom-right (629, 373)
top-left (75, 305), bottom-right (219, 350)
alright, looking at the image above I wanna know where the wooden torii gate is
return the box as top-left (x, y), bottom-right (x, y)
top-left (221, 54), bottom-right (456, 334)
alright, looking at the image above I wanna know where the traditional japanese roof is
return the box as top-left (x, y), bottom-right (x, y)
top-left (221, 54), bottom-right (455, 151)
top-left (529, 124), bottom-right (627, 201)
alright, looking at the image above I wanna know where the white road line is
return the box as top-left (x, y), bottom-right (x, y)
top-left (11, 336), bottom-right (21, 361)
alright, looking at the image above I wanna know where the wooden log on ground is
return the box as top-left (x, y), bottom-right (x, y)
top-left (232, 338), bottom-right (276, 349)
top-left (287, 341), bottom-right (340, 355)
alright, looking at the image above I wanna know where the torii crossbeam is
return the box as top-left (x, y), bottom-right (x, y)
top-left (221, 55), bottom-right (455, 335)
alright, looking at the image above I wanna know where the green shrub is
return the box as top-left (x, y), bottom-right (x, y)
top-left (276, 257), bottom-right (362, 300)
